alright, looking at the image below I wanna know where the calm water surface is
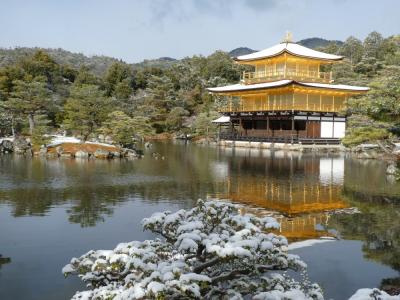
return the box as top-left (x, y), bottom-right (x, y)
top-left (0, 142), bottom-right (399, 299)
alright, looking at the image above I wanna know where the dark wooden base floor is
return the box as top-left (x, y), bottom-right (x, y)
top-left (219, 133), bottom-right (341, 145)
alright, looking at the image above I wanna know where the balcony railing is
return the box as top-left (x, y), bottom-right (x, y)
top-left (219, 102), bottom-right (344, 113)
top-left (241, 70), bottom-right (333, 84)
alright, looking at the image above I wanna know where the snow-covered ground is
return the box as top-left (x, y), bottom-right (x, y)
top-left (47, 135), bottom-right (81, 146)
top-left (47, 135), bottom-right (115, 148)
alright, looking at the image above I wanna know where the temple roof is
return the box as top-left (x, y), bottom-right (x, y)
top-left (235, 42), bottom-right (343, 62)
top-left (207, 80), bottom-right (369, 93)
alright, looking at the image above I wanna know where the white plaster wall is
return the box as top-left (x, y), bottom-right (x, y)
top-left (333, 122), bottom-right (346, 138)
top-left (321, 121), bottom-right (334, 138)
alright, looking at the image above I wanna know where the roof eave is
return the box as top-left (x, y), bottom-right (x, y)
top-left (207, 81), bottom-right (369, 94)
top-left (234, 49), bottom-right (343, 63)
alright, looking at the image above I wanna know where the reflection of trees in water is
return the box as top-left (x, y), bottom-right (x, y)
top-left (0, 179), bottom-right (210, 227)
top-left (0, 144), bottom-right (222, 227)
top-left (344, 158), bottom-right (400, 197)
top-left (330, 158), bottom-right (400, 274)
top-left (329, 190), bottom-right (400, 272)
top-left (0, 255), bottom-right (11, 270)
top-left (329, 190), bottom-right (400, 294)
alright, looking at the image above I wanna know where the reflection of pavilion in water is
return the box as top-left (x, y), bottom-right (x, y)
top-left (213, 151), bottom-right (348, 240)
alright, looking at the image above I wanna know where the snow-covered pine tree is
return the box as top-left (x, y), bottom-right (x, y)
top-left (63, 200), bottom-right (323, 300)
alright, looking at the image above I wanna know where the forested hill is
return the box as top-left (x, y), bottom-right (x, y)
top-left (0, 37), bottom-right (342, 75)
top-left (0, 37), bottom-right (343, 76)
top-left (0, 47), bottom-right (122, 76)
top-left (228, 47), bottom-right (257, 57)
top-left (297, 37), bottom-right (343, 48)
top-left (0, 31), bottom-right (399, 147)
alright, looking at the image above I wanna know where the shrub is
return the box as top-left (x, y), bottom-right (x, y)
top-left (342, 127), bottom-right (390, 147)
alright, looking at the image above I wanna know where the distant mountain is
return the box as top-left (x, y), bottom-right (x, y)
top-left (228, 47), bottom-right (257, 57)
top-left (296, 38), bottom-right (344, 49)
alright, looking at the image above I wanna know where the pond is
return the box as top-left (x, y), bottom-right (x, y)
top-left (0, 141), bottom-right (399, 299)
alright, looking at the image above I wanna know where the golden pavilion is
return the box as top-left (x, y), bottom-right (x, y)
top-left (208, 33), bottom-right (369, 144)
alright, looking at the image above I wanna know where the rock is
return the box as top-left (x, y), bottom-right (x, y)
top-left (393, 150), bottom-right (400, 156)
top-left (55, 146), bottom-right (64, 155)
top-left (105, 135), bottom-right (113, 144)
top-left (125, 149), bottom-right (139, 158)
top-left (39, 147), bottom-right (48, 156)
top-left (386, 163), bottom-right (397, 175)
top-left (94, 149), bottom-right (111, 159)
top-left (60, 153), bottom-right (73, 158)
top-left (75, 150), bottom-right (89, 158)
top-left (112, 151), bottom-right (121, 158)
top-left (357, 150), bottom-right (380, 159)
top-left (98, 134), bottom-right (105, 142)
top-left (145, 142), bottom-right (152, 148)
top-left (1, 140), bottom-right (14, 153)
top-left (13, 137), bottom-right (31, 154)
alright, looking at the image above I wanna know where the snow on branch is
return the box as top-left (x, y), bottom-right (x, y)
top-left (63, 199), bottom-right (323, 299)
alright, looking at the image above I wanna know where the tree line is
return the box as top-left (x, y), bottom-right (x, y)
top-left (0, 31), bottom-right (399, 147)
top-left (316, 32), bottom-right (400, 146)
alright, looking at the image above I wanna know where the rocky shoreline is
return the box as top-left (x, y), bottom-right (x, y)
top-left (0, 137), bottom-right (142, 159)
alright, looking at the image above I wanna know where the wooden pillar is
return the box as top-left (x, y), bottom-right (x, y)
top-left (291, 115), bottom-right (295, 144)
top-left (319, 94), bottom-right (322, 112)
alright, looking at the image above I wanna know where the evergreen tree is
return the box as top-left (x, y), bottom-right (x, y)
top-left (339, 36), bottom-right (364, 65)
top-left (364, 31), bottom-right (384, 59)
top-left (2, 76), bottom-right (52, 135)
top-left (63, 84), bottom-right (113, 140)
top-left (103, 62), bottom-right (132, 96)
top-left (99, 111), bottom-right (153, 147)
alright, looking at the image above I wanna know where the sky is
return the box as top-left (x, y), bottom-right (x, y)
top-left (0, 0), bottom-right (399, 63)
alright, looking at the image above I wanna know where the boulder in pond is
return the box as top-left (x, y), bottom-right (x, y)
top-left (39, 146), bottom-right (48, 156)
top-left (386, 163), bottom-right (398, 175)
top-left (1, 140), bottom-right (14, 153)
top-left (112, 151), bottom-right (121, 158)
top-left (75, 150), bottom-right (89, 159)
top-left (94, 149), bottom-right (111, 159)
top-left (56, 146), bottom-right (64, 155)
top-left (13, 137), bottom-right (31, 154)
top-left (124, 149), bottom-right (139, 158)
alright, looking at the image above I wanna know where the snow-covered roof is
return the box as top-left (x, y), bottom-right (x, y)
top-left (298, 82), bottom-right (369, 91)
top-left (212, 116), bottom-right (230, 123)
top-left (235, 42), bottom-right (343, 62)
top-left (207, 80), bottom-right (369, 93)
top-left (208, 80), bottom-right (292, 93)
